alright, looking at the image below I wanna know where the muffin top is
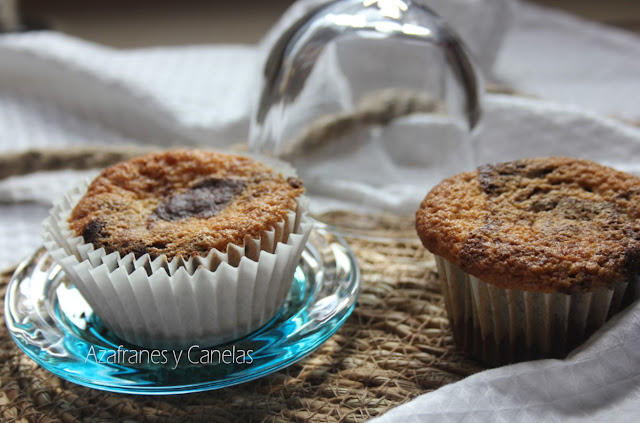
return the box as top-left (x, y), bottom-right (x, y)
top-left (416, 157), bottom-right (640, 293)
top-left (69, 149), bottom-right (304, 260)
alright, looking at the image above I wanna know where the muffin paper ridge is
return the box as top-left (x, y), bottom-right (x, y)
top-left (435, 255), bottom-right (637, 367)
top-left (42, 179), bottom-right (313, 349)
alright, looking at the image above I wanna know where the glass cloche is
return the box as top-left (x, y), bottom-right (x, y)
top-left (250, 0), bottom-right (483, 239)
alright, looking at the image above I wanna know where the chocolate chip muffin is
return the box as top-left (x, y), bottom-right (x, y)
top-left (416, 156), bottom-right (640, 366)
top-left (43, 149), bottom-right (313, 348)
top-left (69, 149), bottom-right (305, 260)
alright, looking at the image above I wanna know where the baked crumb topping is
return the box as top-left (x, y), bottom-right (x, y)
top-left (416, 157), bottom-right (640, 293)
top-left (69, 149), bottom-right (304, 259)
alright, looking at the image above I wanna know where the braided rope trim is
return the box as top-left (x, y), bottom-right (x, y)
top-left (0, 146), bottom-right (158, 181)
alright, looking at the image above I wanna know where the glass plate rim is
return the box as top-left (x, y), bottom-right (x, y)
top-left (4, 225), bottom-right (360, 395)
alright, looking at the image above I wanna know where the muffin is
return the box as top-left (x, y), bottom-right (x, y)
top-left (416, 156), bottom-right (640, 366)
top-left (43, 149), bottom-right (313, 349)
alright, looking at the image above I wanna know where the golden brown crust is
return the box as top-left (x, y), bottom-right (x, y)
top-left (69, 149), bottom-right (304, 259)
top-left (416, 157), bottom-right (640, 293)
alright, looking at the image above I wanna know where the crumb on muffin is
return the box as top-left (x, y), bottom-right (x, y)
top-left (416, 156), bottom-right (640, 293)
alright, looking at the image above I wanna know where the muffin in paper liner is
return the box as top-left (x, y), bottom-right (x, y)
top-left (435, 256), bottom-right (638, 367)
top-left (416, 157), bottom-right (640, 367)
top-left (42, 179), bottom-right (313, 349)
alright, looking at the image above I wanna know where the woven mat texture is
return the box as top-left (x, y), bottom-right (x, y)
top-left (0, 235), bottom-right (485, 423)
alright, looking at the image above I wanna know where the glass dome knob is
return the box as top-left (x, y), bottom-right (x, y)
top-left (250, 0), bottom-right (483, 239)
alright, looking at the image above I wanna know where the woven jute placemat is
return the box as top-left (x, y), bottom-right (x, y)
top-left (0, 233), bottom-right (484, 423)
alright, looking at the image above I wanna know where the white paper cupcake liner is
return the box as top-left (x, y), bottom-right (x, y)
top-left (42, 179), bottom-right (313, 349)
top-left (435, 256), bottom-right (639, 366)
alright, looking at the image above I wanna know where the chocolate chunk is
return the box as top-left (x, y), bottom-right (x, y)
top-left (477, 164), bottom-right (501, 195)
top-left (528, 197), bottom-right (559, 213)
top-left (524, 167), bottom-right (554, 179)
top-left (82, 219), bottom-right (106, 244)
top-left (120, 241), bottom-right (149, 259)
top-left (554, 197), bottom-right (617, 221)
top-left (478, 161), bottom-right (556, 197)
top-left (153, 177), bottom-right (247, 221)
top-left (287, 177), bottom-right (303, 189)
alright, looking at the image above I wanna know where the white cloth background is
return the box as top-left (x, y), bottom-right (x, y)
top-left (1, 0), bottom-right (639, 421)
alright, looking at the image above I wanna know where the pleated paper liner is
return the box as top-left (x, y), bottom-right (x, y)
top-left (42, 178), bottom-right (313, 349)
top-left (436, 256), bottom-right (639, 367)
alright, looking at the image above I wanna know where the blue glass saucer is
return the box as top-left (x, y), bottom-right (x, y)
top-left (5, 226), bottom-right (360, 395)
